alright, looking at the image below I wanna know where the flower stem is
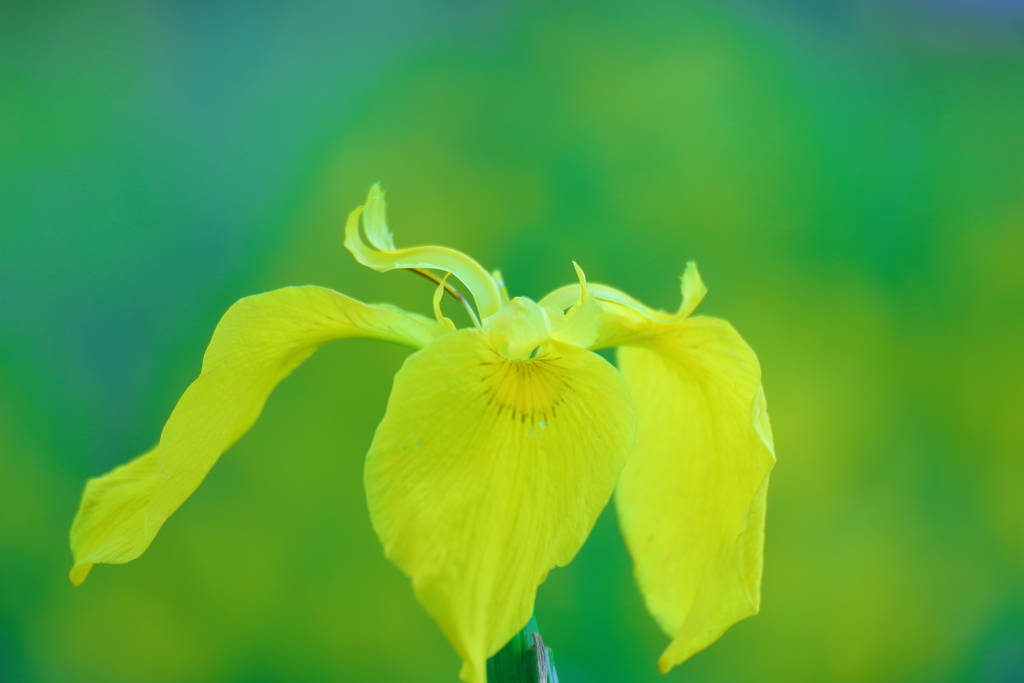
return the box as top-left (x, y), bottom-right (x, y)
top-left (485, 614), bottom-right (560, 683)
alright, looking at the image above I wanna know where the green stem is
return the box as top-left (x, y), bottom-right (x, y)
top-left (485, 614), bottom-right (560, 683)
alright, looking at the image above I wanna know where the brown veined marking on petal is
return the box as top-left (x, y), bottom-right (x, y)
top-left (478, 346), bottom-right (572, 427)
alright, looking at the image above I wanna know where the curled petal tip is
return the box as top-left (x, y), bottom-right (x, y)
top-left (676, 261), bottom-right (707, 319)
top-left (343, 185), bottom-right (503, 319)
top-left (571, 261), bottom-right (588, 289)
top-left (362, 185), bottom-right (395, 252)
top-left (367, 182), bottom-right (385, 204)
top-left (69, 562), bottom-right (92, 587)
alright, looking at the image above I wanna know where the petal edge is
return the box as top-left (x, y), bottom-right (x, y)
top-left (70, 286), bottom-right (437, 583)
top-left (615, 316), bottom-right (775, 672)
top-left (366, 329), bottom-right (636, 683)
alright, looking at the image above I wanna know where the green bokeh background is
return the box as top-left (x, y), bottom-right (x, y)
top-left (2, 1), bottom-right (1023, 681)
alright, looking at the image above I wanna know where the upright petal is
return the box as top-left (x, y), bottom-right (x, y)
top-left (345, 184), bottom-right (503, 319)
top-left (540, 261), bottom-right (706, 327)
top-left (615, 316), bottom-right (775, 673)
top-left (69, 286), bottom-right (438, 585)
top-left (549, 263), bottom-right (602, 350)
top-left (365, 329), bottom-right (635, 683)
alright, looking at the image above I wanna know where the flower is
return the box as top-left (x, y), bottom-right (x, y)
top-left (68, 184), bottom-right (776, 682)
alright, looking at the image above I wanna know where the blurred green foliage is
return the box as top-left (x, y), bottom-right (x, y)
top-left (2, 1), bottom-right (1023, 682)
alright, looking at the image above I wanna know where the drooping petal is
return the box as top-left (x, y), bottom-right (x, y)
top-left (544, 263), bottom-right (775, 668)
top-left (615, 316), bottom-right (775, 673)
top-left (345, 184), bottom-right (504, 319)
top-left (365, 329), bottom-right (636, 683)
top-left (69, 286), bottom-right (439, 585)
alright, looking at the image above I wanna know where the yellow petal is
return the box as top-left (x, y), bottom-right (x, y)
top-left (361, 183), bottom-right (396, 251)
top-left (344, 184), bottom-right (503, 319)
top-left (549, 262), bottom-right (602, 349)
top-left (540, 261), bottom-right (706, 327)
top-left (615, 316), bottom-right (775, 672)
top-left (365, 329), bottom-right (636, 683)
top-left (69, 286), bottom-right (438, 585)
top-left (675, 261), bottom-right (708, 319)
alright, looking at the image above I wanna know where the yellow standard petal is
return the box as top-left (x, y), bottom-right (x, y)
top-left (345, 184), bottom-right (503, 319)
top-left (549, 262), bottom-right (602, 350)
top-left (540, 261), bottom-right (707, 329)
top-left (365, 328), bottom-right (636, 683)
top-left (69, 286), bottom-right (439, 585)
top-left (615, 315), bottom-right (775, 673)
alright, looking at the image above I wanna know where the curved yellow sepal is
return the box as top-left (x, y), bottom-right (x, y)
top-left (615, 316), bottom-right (775, 672)
top-left (69, 286), bottom-right (438, 584)
top-left (344, 184), bottom-right (504, 319)
top-left (365, 329), bottom-right (636, 683)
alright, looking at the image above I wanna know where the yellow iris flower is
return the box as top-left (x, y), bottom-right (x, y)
top-left (68, 185), bottom-right (775, 681)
